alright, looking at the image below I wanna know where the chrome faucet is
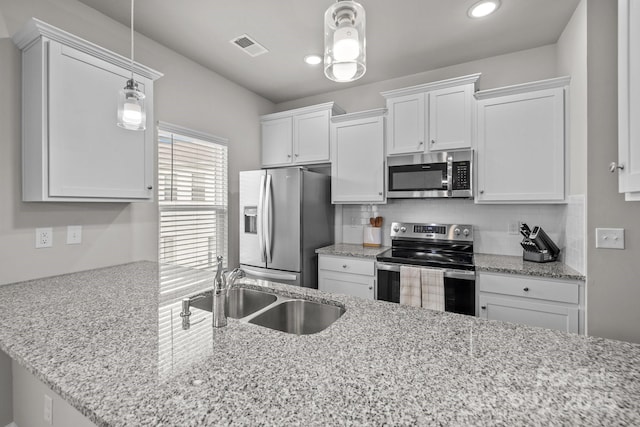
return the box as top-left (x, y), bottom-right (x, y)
top-left (179, 256), bottom-right (245, 330)
top-left (212, 256), bottom-right (245, 328)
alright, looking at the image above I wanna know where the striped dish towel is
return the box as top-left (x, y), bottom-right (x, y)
top-left (399, 266), bottom-right (422, 307)
top-left (421, 268), bottom-right (445, 312)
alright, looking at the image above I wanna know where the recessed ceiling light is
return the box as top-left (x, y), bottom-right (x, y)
top-left (468, 0), bottom-right (500, 18)
top-left (304, 54), bottom-right (322, 65)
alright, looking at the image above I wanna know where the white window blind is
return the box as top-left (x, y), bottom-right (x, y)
top-left (158, 125), bottom-right (228, 295)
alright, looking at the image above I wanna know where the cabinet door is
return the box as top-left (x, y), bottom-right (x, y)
top-left (293, 109), bottom-right (330, 164)
top-left (479, 294), bottom-right (578, 334)
top-left (261, 117), bottom-right (292, 167)
top-left (476, 88), bottom-right (565, 202)
top-left (318, 270), bottom-right (375, 300)
top-left (47, 42), bottom-right (151, 199)
top-left (386, 93), bottom-right (425, 155)
top-left (618, 0), bottom-right (640, 194)
top-left (428, 84), bottom-right (473, 151)
top-left (331, 116), bottom-right (385, 203)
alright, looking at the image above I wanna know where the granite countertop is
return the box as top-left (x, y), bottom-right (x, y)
top-left (315, 243), bottom-right (389, 259)
top-left (0, 262), bottom-right (637, 426)
top-left (475, 253), bottom-right (585, 281)
top-left (316, 245), bottom-right (585, 281)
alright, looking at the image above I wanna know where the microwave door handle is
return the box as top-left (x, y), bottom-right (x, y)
top-left (446, 155), bottom-right (453, 192)
top-left (257, 174), bottom-right (266, 262)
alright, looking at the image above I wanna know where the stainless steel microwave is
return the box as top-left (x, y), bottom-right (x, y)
top-left (387, 150), bottom-right (473, 198)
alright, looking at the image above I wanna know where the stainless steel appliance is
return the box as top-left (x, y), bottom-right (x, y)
top-left (376, 222), bottom-right (476, 315)
top-left (239, 167), bottom-right (334, 288)
top-left (386, 150), bottom-right (472, 198)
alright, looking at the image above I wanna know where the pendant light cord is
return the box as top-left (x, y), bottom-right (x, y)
top-left (130, 0), bottom-right (135, 80)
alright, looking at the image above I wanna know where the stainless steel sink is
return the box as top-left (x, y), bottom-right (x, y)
top-left (190, 288), bottom-right (278, 319)
top-left (248, 299), bottom-right (345, 335)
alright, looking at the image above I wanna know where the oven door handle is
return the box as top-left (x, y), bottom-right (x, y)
top-left (376, 262), bottom-right (475, 280)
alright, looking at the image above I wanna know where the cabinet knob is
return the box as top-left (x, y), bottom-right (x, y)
top-left (609, 162), bottom-right (624, 172)
top-left (342, 264), bottom-right (348, 268)
top-left (295, 154), bottom-right (299, 158)
top-left (378, 192), bottom-right (383, 196)
top-left (418, 141), bottom-right (424, 147)
top-left (481, 306), bottom-right (486, 310)
top-left (523, 287), bottom-right (529, 292)
top-left (369, 286), bottom-right (373, 290)
top-left (479, 190), bottom-right (484, 194)
top-left (431, 139), bottom-right (436, 145)
top-left (147, 185), bottom-right (153, 190)
top-left (287, 154), bottom-right (292, 158)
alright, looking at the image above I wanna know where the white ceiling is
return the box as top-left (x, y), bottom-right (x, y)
top-left (75, 0), bottom-right (580, 104)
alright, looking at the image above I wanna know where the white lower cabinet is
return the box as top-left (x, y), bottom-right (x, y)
top-left (478, 272), bottom-right (584, 334)
top-left (318, 255), bottom-right (375, 300)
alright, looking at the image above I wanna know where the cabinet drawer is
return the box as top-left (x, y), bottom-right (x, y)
top-left (479, 273), bottom-right (579, 304)
top-left (318, 255), bottom-right (375, 276)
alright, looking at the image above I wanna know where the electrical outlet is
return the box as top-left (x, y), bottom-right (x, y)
top-left (67, 225), bottom-right (82, 245)
top-left (36, 228), bottom-right (53, 248)
top-left (595, 228), bottom-right (625, 249)
top-left (43, 394), bottom-right (53, 425)
top-left (508, 222), bottom-right (520, 235)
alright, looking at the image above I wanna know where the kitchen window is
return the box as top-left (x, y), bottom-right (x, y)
top-left (157, 123), bottom-right (228, 294)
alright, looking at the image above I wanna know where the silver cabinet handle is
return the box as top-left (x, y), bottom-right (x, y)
top-left (481, 306), bottom-right (487, 310)
top-left (479, 190), bottom-right (484, 194)
top-left (431, 139), bottom-right (436, 144)
top-left (417, 141), bottom-right (424, 149)
top-left (610, 162), bottom-right (624, 172)
top-left (368, 286), bottom-right (373, 290)
top-left (342, 264), bottom-right (348, 268)
top-left (295, 154), bottom-right (299, 158)
top-left (287, 154), bottom-right (292, 158)
top-left (146, 185), bottom-right (153, 190)
top-left (523, 287), bottom-right (529, 292)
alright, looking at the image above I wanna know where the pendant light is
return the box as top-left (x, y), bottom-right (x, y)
top-left (117, 0), bottom-right (146, 131)
top-left (324, 0), bottom-right (366, 83)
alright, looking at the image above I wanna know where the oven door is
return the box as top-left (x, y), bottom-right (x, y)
top-left (376, 262), bottom-right (476, 316)
top-left (387, 163), bottom-right (448, 198)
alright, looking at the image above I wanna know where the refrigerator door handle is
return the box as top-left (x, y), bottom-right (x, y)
top-left (264, 174), bottom-right (273, 263)
top-left (257, 174), bottom-right (266, 262)
top-left (242, 266), bottom-right (298, 282)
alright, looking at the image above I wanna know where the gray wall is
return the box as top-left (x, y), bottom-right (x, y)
top-left (0, 351), bottom-right (11, 426)
top-left (557, 0), bottom-right (588, 197)
top-left (276, 44), bottom-right (559, 113)
top-left (586, 0), bottom-right (640, 343)
top-left (0, 0), bottom-right (272, 286)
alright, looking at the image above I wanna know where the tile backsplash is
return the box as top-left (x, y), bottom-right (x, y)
top-left (337, 199), bottom-right (582, 269)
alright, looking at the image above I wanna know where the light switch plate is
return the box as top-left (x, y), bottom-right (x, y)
top-left (595, 228), bottom-right (625, 249)
top-left (67, 225), bottom-right (82, 245)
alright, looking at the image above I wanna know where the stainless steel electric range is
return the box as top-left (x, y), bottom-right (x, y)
top-left (375, 222), bottom-right (476, 316)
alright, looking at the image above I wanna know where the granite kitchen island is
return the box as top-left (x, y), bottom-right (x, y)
top-left (0, 262), bottom-right (638, 426)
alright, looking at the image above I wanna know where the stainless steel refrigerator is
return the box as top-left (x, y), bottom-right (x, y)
top-left (239, 167), bottom-right (334, 288)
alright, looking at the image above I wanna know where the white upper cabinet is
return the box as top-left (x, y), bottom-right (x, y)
top-left (475, 77), bottom-right (569, 203)
top-left (381, 74), bottom-right (480, 156)
top-left (13, 19), bottom-right (162, 202)
top-left (261, 117), bottom-right (293, 167)
top-left (331, 109), bottom-right (386, 204)
top-left (260, 103), bottom-right (345, 168)
top-left (384, 93), bottom-right (425, 154)
top-left (617, 0), bottom-right (640, 200)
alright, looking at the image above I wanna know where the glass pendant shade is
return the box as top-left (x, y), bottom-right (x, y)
top-left (117, 79), bottom-right (146, 131)
top-left (324, 0), bottom-right (366, 82)
top-left (117, 0), bottom-right (146, 131)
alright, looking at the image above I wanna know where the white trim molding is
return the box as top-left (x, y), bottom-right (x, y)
top-left (11, 18), bottom-right (163, 81)
top-left (381, 73), bottom-right (481, 99)
top-left (474, 76), bottom-right (571, 100)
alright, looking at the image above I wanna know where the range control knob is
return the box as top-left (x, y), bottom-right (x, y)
top-left (454, 228), bottom-right (461, 235)
top-left (463, 228), bottom-right (470, 237)
top-left (400, 227), bottom-right (407, 233)
top-left (392, 225), bottom-right (400, 232)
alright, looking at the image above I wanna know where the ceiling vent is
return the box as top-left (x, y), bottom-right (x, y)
top-left (230, 34), bottom-right (268, 57)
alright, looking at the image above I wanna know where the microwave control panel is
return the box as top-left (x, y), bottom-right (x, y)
top-left (452, 161), bottom-right (471, 190)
